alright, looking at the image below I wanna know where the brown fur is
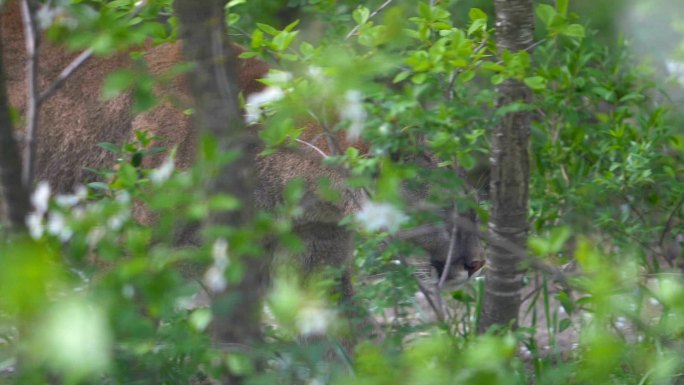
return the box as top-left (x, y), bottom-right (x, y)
top-left (1, 0), bottom-right (369, 315)
top-left (2, 1), bottom-right (481, 336)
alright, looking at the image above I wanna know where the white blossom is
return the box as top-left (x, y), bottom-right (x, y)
top-left (107, 212), bottom-right (129, 231)
top-left (296, 304), bottom-right (335, 336)
top-left (203, 266), bottom-right (227, 294)
top-left (267, 70), bottom-right (293, 85)
top-left (211, 238), bottom-right (230, 270)
top-left (149, 157), bottom-right (175, 185)
top-left (340, 90), bottom-right (367, 142)
top-left (355, 201), bottom-right (408, 233)
top-left (26, 212), bottom-right (44, 239)
top-left (47, 212), bottom-right (73, 242)
top-left (203, 239), bottom-right (230, 293)
top-left (36, 5), bottom-right (60, 29)
top-left (244, 87), bottom-right (285, 124)
top-left (55, 194), bottom-right (79, 208)
top-left (115, 190), bottom-right (131, 205)
top-left (31, 181), bottom-right (51, 214)
top-left (307, 66), bottom-right (323, 78)
top-left (55, 185), bottom-right (87, 208)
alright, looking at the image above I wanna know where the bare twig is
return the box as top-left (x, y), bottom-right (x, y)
top-left (39, 0), bottom-right (148, 104)
top-left (37, 48), bottom-right (93, 104)
top-left (437, 222), bottom-right (458, 288)
top-left (345, 0), bottom-right (395, 41)
top-left (21, 0), bottom-right (149, 187)
top-left (20, 0), bottom-right (40, 188)
top-left (295, 138), bottom-right (329, 159)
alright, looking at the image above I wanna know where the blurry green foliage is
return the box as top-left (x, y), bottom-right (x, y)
top-left (1, 0), bottom-right (684, 384)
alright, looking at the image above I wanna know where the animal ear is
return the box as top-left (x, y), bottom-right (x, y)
top-left (230, 44), bottom-right (270, 97)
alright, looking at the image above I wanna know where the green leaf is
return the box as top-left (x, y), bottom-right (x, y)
top-left (495, 102), bottom-right (535, 117)
top-left (272, 31), bottom-right (298, 52)
top-left (251, 29), bottom-right (264, 48)
top-left (257, 23), bottom-right (279, 36)
top-left (226, 0), bottom-right (246, 8)
top-left (353, 6), bottom-right (370, 25)
top-left (558, 318), bottom-right (572, 332)
top-left (549, 226), bottom-right (571, 254)
top-left (535, 4), bottom-right (557, 28)
top-left (97, 142), bottom-right (122, 154)
top-left (561, 24), bottom-right (585, 39)
top-left (283, 19), bottom-right (300, 32)
top-left (117, 163), bottom-right (138, 188)
top-left (392, 70), bottom-right (411, 83)
top-left (592, 86), bottom-right (615, 102)
top-left (411, 73), bottom-right (427, 84)
top-left (87, 182), bottom-right (109, 191)
top-left (452, 290), bottom-right (474, 303)
top-left (209, 195), bottom-right (241, 211)
top-left (528, 236), bottom-right (549, 256)
top-left (468, 8), bottom-right (487, 22)
top-left (102, 69), bottom-right (136, 100)
top-left (557, 0), bottom-right (569, 17)
top-left (524, 76), bottom-right (547, 91)
top-left (468, 19), bottom-right (487, 36)
top-left (557, 291), bottom-right (575, 315)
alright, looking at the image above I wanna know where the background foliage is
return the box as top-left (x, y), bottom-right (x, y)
top-left (1, 0), bottom-right (684, 384)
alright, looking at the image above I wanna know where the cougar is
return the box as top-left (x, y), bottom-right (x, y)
top-left (1, 1), bottom-right (483, 333)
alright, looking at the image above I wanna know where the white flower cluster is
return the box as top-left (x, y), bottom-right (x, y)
top-left (203, 238), bottom-right (230, 293)
top-left (26, 182), bottom-right (86, 241)
top-left (25, 181), bottom-right (132, 244)
top-left (340, 90), bottom-right (367, 142)
top-left (149, 156), bottom-right (175, 185)
top-left (355, 200), bottom-right (408, 234)
top-left (296, 302), bottom-right (336, 337)
top-left (244, 70), bottom-right (291, 125)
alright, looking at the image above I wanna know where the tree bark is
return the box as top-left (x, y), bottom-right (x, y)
top-left (479, 0), bottom-right (533, 332)
top-left (173, 1), bottom-right (261, 383)
top-left (0, 34), bottom-right (31, 231)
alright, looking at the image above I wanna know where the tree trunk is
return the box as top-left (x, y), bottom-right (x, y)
top-left (173, 1), bottom-right (261, 383)
top-left (0, 35), bottom-right (30, 231)
top-left (479, 0), bottom-right (533, 332)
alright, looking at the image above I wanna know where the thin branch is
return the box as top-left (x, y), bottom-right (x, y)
top-left (437, 222), bottom-right (458, 288)
top-left (22, 0), bottom-right (149, 187)
top-left (345, 0), bottom-right (395, 41)
top-left (20, 0), bottom-right (40, 188)
top-left (295, 138), bottom-right (329, 159)
top-left (38, 0), bottom-right (148, 104)
top-left (37, 48), bottom-right (93, 104)
top-left (659, 194), bottom-right (684, 248)
top-left (398, 254), bottom-right (445, 323)
top-left (493, 38), bottom-right (547, 65)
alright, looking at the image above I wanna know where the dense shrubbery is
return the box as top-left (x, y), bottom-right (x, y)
top-left (1, 0), bottom-right (683, 384)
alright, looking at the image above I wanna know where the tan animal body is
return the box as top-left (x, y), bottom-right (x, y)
top-left (1, 1), bottom-right (481, 325)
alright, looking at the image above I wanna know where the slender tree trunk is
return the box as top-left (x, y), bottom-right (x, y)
top-left (479, 0), bottom-right (533, 332)
top-left (0, 36), bottom-right (31, 231)
top-left (173, 1), bottom-right (261, 383)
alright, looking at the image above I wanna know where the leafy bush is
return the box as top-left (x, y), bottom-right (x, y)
top-left (1, 0), bottom-right (684, 384)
